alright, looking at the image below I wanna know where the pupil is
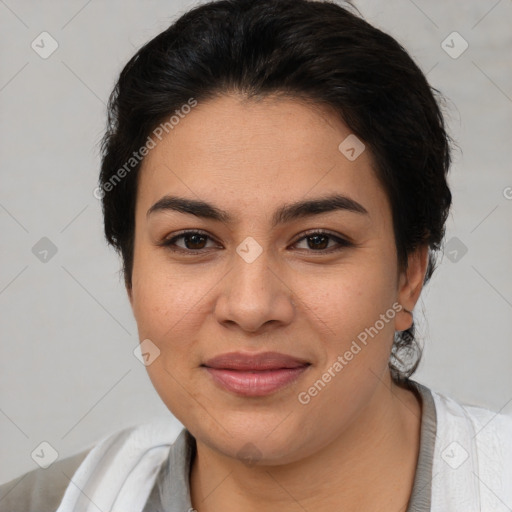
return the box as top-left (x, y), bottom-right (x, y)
top-left (309, 235), bottom-right (328, 250)
top-left (186, 234), bottom-right (206, 249)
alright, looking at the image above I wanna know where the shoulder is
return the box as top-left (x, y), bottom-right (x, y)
top-left (54, 420), bottom-right (185, 512)
top-left (427, 386), bottom-right (512, 510)
top-left (430, 387), bottom-right (512, 445)
top-left (0, 448), bottom-right (91, 512)
top-left (435, 390), bottom-right (512, 473)
top-left (0, 421), bottom-right (181, 512)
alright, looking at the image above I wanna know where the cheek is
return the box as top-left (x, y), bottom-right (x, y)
top-left (130, 261), bottom-right (209, 423)
top-left (130, 248), bottom-right (225, 381)
top-left (293, 262), bottom-right (398, 414)
top-left (309, 256), bottom-right (397, 332)
top-left (131, 272), bottom-right (201, 345)
top-left (131, 241), bottom-right (198, 334)
top-left (301, 255), bottom-right (399, 389)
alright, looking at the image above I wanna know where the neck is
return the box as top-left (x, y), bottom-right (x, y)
top-left (190, 374), bottom-right (422, 512)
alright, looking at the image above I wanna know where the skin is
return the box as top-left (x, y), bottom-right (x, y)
top-left (127, 93), bottom-right (429, 511)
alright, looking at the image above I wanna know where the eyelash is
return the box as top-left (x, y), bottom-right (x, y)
top-left (159, 229), bottom-right (353, 254)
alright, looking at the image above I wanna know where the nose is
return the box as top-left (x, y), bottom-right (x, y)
top-left (213, 243), bottom-right (296, 334)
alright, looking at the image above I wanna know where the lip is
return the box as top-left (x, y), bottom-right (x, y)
top-left (202, 351), bottom-right (311, 397)
top-left (202, 351), bottom-right (310, 370)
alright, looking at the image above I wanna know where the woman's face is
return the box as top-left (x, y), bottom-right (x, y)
top-left (128, 94), bottom-right (422, 464)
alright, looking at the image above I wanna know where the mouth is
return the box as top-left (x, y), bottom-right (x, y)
top-left (201, 351), bottom-right (311, 397)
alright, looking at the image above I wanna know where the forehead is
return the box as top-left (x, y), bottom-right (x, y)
top-left (136, 94), bottom-right (390, 224)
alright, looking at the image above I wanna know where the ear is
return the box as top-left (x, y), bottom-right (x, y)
top-left (395, 244), bottom-right (429, 332)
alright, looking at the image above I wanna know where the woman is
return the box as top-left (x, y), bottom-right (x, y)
top-left (1, 0), bottom-right (511, 510)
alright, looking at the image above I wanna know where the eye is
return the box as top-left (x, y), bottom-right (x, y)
top-left (291, 230), bottom-right (353, 252)
top-left (159, 230), bottom-right (220, 252)
top-left (159, 229), bottom-right (353, 254)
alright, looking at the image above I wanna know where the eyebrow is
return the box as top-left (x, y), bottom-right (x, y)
top-left (147, 193), bottom-right (369, 227)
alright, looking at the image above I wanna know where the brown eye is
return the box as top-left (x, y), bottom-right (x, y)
top-left (181, 233), bottom-right (208, 249)
top-left (306, 234), bottom-right (329, 250)
top-left (160, 230), bottom-right (219, 252)
top-left (292, 230), bottom-right (353, 252)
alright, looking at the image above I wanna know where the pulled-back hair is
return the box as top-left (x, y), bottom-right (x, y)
top-left (99, 0), bottom-right (453, 382)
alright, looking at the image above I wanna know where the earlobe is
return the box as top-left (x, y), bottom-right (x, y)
top-left (396, 245), bottom-right (429, 331)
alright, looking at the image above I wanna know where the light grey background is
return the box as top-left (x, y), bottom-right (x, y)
top-left (1, 0), bottom-right (511, 484)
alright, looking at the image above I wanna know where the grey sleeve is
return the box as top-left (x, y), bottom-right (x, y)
top-left (0, 448), bottom-right (91, 512)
